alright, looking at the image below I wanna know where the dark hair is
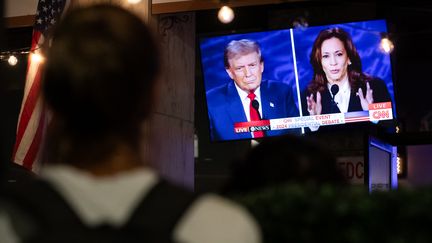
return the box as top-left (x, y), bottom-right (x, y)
top-left (223, 135), bottom-right (346, 195)
top-left (308, 27), bottom-right (371, 95)
top-left (42, 4), bottom-right (159, 164)
top-left (223, 39), bottom-right (262, 69)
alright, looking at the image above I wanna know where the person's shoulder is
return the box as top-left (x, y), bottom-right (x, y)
top-left (367, 77), bottom-right (389, 92)
top-left (174, 193), bottom-right (261, 243)
top-left (206, 82), bottom-right (231, 97)
top-left (262, 80), bottom-right (292, 92)
top-left (206, 82), bottom-right (235, 107)
top-left (264, 79), bottom-right (289, 87)
top-left (0, 200), bottom-right (30, 242)
top-left (365, 77), bottom-right (388, 90)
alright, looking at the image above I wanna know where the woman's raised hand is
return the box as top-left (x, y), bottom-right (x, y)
top-left (357, 82), bottom-right (374, 111)
top-left (306, 92), bottom-right (322, 116)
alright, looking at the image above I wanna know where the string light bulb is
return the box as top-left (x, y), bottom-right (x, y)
top-left (31, 53), bottom-right (45, 64)
top-left (127, 0), bottom-right (141, 4)
top-left (218, 5), bottom-right (234, 24)
top-left (8, 55), bottom-right (18, 66)
top-left (380, 37), bottom-right (394, 54)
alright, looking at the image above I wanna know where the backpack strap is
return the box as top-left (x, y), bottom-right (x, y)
top-left (123, 179), bottom-right (197, 243)
top-left (1, 178), bottom-right (197, 243)
top-left (1, 179), bottom-right (92, 242)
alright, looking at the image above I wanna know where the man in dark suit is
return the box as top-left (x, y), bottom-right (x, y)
top-left (206, 39), bottom-right (299, 141)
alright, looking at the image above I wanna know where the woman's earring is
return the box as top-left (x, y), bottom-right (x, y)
top-left (348, 61), bottom-right (352, 65)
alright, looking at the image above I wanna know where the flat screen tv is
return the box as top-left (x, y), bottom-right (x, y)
top-left (199, 19), bottom-right (396, 142)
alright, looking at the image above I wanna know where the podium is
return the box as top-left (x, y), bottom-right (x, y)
top-left (366, 135), bottom-right (398, 192)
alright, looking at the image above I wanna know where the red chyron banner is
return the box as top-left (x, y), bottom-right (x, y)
top-left (234, 120), bottom-right (271, 133)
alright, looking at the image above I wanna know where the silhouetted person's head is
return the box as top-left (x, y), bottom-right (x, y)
top-left (224, 135), bottom-right (346, 194)
top-left (41, 4), bottom-right (159, 169)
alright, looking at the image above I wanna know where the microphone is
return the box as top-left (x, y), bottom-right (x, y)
top-left (330, 84), bottom-right (339, 113)
top-left (330, 84), bottom-right (339, 98)
top-left (251, 100), bottom-right (261, 120)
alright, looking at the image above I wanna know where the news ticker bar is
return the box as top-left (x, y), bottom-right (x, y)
top-left (234, 102), bottom-right (393, 133)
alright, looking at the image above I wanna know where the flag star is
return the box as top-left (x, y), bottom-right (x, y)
top-left (43, 6), bottom-right (48, 12)
top-left (50, 19), bottom-right (56, 24)
top-left (37, 18), bottom-right (43, 24)
top-left (270, 102), bottom-right (275, 107)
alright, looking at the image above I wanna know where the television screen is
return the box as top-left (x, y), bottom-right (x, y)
top-left (199, 19), bottom-right (396, 142)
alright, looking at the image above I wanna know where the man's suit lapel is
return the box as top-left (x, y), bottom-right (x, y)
top-left (321, 88), bottom-right (341, 114)
top-left (226, 82), bottom-right (248, 124)
top-left (321, 89), bottom-right (332, 113)
top-left (347, 90), bottom-right (362, 112)
top-left (260, 80), bottom-right (274, 120)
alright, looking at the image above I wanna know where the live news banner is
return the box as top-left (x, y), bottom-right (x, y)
top-left (234, 102), bottom-right (393, 133)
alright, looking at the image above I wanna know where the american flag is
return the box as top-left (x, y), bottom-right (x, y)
top-left (12, 0), bottom-right (70, 170)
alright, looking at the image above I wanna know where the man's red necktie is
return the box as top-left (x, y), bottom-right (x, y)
top-left (247, 92), bottom-right (264, 138)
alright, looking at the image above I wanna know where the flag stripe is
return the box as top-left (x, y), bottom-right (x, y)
top-left (14, 96), bottom-right (44, 166)
top-left (12, 61), bottom-right (43, 160)
top-left (22, 107), bottom-right (46, 169)
top-left (13, 31), bottom-right (43, 155)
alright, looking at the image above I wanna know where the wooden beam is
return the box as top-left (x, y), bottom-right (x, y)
top-left (152, 0), bottom-right (289, 14)
top-left (5, 15), bottom-right (34, 28)
top-left (4, 0), bottom-right (294, 28)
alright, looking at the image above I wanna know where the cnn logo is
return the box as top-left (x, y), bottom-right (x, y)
top-left (372, 110), bottom-right (390, 119)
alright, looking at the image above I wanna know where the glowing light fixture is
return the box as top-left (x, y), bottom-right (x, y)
top-left (380, 36), bottom-right (394, 54)
top-left (8, 55), bottom-right (18, 66)
top-left (397, 155), bottom-right (401, 174)
top-left (31, 53), bottom-right (45, 64)
top-left (127, 0), bottom-right (142, 4)
top-left (218, 5), bottom-right (234, 24)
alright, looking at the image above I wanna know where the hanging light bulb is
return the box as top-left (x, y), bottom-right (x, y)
top-left (31, 53), bottom-right (45, 63)
top-left (127, 0), bottom-right (141, 4)
top-left (8, 55), bottom-right (18, 66)
top-left (218, 5), bottom-right (234, 24)
top-left (380, 37), bottom-right (394, 54)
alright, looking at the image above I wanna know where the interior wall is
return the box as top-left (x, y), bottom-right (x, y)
top-left (143, 12), bottom-right (196, 189)
top-left (4, 0), bottom-right (37, 17)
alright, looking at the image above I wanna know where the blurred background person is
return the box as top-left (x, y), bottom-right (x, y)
top-left (222, 134), bottom-right (347, 195)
